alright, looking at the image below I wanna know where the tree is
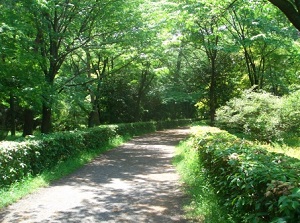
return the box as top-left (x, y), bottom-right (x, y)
top-left (31, 0), bottom-right (103, 133)
top-left (141, 1), bottom-right (202, 121)
top-left (267, 0), bottom-right (300, 31)
top-left (177, 0), bottom-right (238, 124)
top-left (1, 0), bottom-right (299, 135)
top-left (0, 0), bottom-right (42, 136)
top-left (23, 0), bottom-right (141, 133)
top-left (225, 2), bottom-right (281, 89)
top-left (195, 21), bottom-right (220, 124)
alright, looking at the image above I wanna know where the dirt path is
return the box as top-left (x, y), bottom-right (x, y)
top-left (0, 128), bottom-right (191, 223)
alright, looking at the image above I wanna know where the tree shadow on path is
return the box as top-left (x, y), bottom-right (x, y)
top-left (0, 127), bottom-right (192, 223)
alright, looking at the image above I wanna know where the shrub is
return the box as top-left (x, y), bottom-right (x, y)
top-left (280, 90), bottom-right (300, 135)
top-left (0, 131), bottom-right (85, 187)
top-left (192, 126), bottom-right (300, 222)
top-left (215, 89), bottom-right (283, 141)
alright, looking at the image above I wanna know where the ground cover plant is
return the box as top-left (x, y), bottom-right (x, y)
top-left (173, 133), bottom-right (236, 223)
top-left (189, 126), bottom-right (300, 222)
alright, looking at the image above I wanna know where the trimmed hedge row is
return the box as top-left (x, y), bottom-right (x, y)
top-left (192, 126), bottom-right (300, 223)
top-left (0, 119), bottom-right (192, 188)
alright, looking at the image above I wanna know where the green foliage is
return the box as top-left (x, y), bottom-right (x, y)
top-left (280, 90), bottom-right (300, 135)
top-left (0, 0), bottom-right (299, 136)
top-left (215, 89), bottom-right (282, 141)
top-left (174, 137), bottom-right (236, 222)
top-left (192, 126), bottom-right (300, 222)
top-left (216, 89), bottom-right (300, 142)
top-left (0, 132), bottom-right (85, 187)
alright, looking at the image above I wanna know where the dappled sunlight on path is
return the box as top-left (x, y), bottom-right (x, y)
top-left (0, 128), bottom-right (191, 223)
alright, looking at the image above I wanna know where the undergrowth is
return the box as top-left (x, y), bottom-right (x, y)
top-left (173, 138), bottom-right (236, 223)
top-left (193, 126), bottom-right (300, 222)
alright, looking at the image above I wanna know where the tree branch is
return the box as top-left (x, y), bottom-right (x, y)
top-left (268, 0), bottom-right (300, 31)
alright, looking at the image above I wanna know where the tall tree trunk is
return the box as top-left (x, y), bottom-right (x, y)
top-left (135, 94), bottom-right (142, 122)
top-left (135, 72), bottom-right (145, 122)
top-left (9, 93), bottom-right (16, 136)
top-left (23, 108), bottom-right (34, 136)
top-left (175, 41), bottom-right (184, 83)
top-left (40, 12), bottom-right (59, 133)
top-left (209, 59), bottom-right (217, 126)
top-left (41, 104), bottom-right (52, 134)
top-left (86, 49), bottom-right (100, 127)
top-left (40, 57), bottom-right (58, 133)
top-left (135, 61), bottom-right (154, 122)
top-left (41, 79), bottom-right (55, 133)
top-left (88, 110), bottom-right (100, 127)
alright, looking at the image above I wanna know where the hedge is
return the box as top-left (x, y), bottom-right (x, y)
top-left (0, 119), bottom-right (192, 188)
top-left (191, 126), bottom-right (300, 223)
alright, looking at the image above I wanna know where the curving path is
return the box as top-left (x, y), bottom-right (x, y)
top-left (0, 128), bottom-right (191, 223)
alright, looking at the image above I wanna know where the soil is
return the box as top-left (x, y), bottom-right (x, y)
top-left (0, 127), bottom-right (192, 223)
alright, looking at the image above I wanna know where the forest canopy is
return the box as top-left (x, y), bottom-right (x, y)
top-left (0, 0), bottom-right (300, 136)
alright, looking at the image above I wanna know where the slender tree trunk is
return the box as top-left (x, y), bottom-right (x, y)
top-left (86, 50), bottom-right (100, 127)
top-left (175, 41), bottom-right (184, 83)
top-left (135, 94), bottom-right (142, 122)
top-left (41, 104), bottom-right (52, 133)
top-left (205, 30), bottom-right (219, 126)
top-left (41, 76), bottom-right (55, 134)
top-left (209, 59), bottom-right (217, 126)
top-left (40, 11), bottom-right (60, 133)
top-left (9, 93), bottom-right (16, 136)
top-left (135, 61), bottom-right (154, 122)
top-left (23, 108), bottom-right (34, 136)
top-left (88, 110), bottom-right (100, 127)
top-left (87, 54), bottom-right (109, 127)
top-left (135, 71), bottom-right (145, 122)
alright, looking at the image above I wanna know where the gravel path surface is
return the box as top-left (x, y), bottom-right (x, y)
top-left (0, 127), bottom-right (191, 223)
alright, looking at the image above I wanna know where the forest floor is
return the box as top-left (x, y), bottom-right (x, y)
top-left (0, 127), bottom-right (192, 223)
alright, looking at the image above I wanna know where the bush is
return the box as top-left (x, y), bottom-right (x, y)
top-left (192, 126), bottom-right (300, 222)
top-left (281, 90), bottom-right (300, 135)
top-left (216, 89), bottom-right (300, 142)
top-left (0, 131), bottom-right (85, 187)
top-left (215, 89), bottom-right (282, 141)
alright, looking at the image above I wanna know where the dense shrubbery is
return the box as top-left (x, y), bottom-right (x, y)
top-left (280, 90), bottom-right (300, 135)
top-left (192, 126), bottom-right (300, 223)
top-left (216, 89), bottom-right (300, 141)
top-left (0, 119), bottom-right (192, 188)
top-left (215, 90), bottom-right (282, 141)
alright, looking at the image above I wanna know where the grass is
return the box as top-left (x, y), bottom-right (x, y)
top-left (231, 131), bottom-right (300, 159)
top-left (0, 135), bottom-right (130, 209)
top-left (173, 125), bottom-right (300, 222)
top-left (3, 131), bottom-right (24, 140)
top-left (173, 138), bottom-right (236, 223)
top-left (264, 142), bottom-right (300, 159)
top-left (267, 134), bottom-right (300, 159)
